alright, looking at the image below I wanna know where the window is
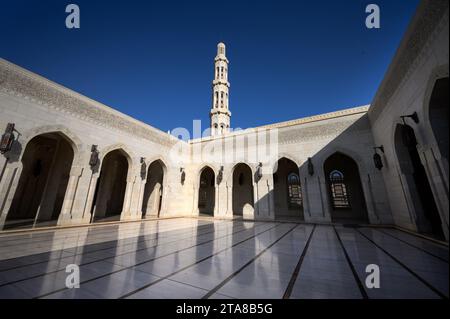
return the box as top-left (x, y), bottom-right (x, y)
top-left (287, 173), bottom-right (302, 207)
top-left (329, 170), bottom-right (350, 208)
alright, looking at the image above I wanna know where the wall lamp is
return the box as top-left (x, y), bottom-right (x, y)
top-left (256, 162), bottom-right (263, 180)
top-left (180, 167), bottom-right (186, 185)
top-left (217, 166), bottom-right (224, 185)
top-left (140, 157), bottom-right (147, 179)
top-left (373, 145), bottom-right (385, 170)
top-left (89, 145), bottom-right (99, 168)
top-left (0, 123), bottom-right (16, 155)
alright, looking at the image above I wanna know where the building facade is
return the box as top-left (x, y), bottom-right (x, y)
top-left (0, 1), bottom-right (448, 241)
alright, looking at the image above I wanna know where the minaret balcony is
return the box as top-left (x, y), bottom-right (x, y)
top-left (212, 80), bottom-right (230, 87)
top-left (210, 109), bottom-right (231, 116)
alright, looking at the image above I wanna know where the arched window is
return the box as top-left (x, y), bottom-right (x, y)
top-left (287, 173), bottom-right (302, 207)
top-left (329, 170), bottom-right (350, 208)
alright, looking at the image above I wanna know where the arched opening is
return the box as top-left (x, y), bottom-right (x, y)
top-left (394, 124), bottom-right (444, 239)
top-left (323, 152), bottom-right (368, 223)
top-left (5, 133), bottom-right (74, 229)
top-left (198, 166), bottom-right (215, 216)
top-left (91, 149), bottom-right (129, 222)
top-left (429, 77), bottom-right (449, 169)
top-left (142, 160), bottom-right (165, 218)
top-left (273, 158), bottom-right (304, 220)
top-left (232, 163), bottom-right (254, 216)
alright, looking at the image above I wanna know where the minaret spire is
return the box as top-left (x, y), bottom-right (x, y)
top-left (210, 42), bottom-right (231, 136)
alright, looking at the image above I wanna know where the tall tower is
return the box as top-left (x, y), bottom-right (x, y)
top-left (210, 42), bottom-right (231, 136)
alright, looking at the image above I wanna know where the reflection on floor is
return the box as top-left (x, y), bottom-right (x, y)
top-left (2, 219), bottom-right (58, 230)
top-left (0, 218), bottom-right (447, 299)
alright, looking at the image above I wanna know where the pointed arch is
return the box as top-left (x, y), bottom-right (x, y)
top-left (272, 157), bottom-right (304, 220)
top-left (198, 165), bottom-right (216, 216)
top-left (142, 159), bottom-right (167, 218)
top-left (231, 163), bottom-right (254, 216)
top-left (91, 147), bottom-right (131, 222)
top-left (5, 131), bottom-right (76, 229)
top-left (323, 152), bottom-right (368, 223)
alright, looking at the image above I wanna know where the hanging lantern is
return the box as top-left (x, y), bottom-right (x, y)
top-left (180, 167), bottom-right (186, 185)
top-left (256, 162), bottom-right (263, 180)
top-left (372, 145), bottom-right (385, 170)
top-left (0, 123), bottom-right (15, 154)
top-left (140, 157), bottom-right (147, 179)
top-left (89, 145), bottom-right (99, 168)
top-left (373, 153), bottom-right (383, 170)
top-left (217, 166), bottom-right (224, 185)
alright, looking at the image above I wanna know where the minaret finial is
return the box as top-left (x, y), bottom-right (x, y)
top-left (217, 42), bottom-right (226, 55)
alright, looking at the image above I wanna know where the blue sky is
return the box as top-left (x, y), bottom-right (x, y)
top-left (0, 0), bottom-right (420, 133)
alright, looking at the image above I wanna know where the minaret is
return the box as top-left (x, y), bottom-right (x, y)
top-left (210, 42), bottom-right (231, 136)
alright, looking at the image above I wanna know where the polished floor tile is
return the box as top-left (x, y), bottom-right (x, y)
top-left (0, 218), bottom-right (447, 299)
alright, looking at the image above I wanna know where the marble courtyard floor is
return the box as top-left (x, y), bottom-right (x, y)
top-left (0, 218), bottom-right (447, 299)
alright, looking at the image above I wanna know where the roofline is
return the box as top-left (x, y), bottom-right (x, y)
top-left (0, 58), bottom-right (178, 143)
top-left (189, 105), bottom-right (369, 144)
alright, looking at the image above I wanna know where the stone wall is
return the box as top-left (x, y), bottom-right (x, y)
top-left (368, 1), bottom-right (449, 240)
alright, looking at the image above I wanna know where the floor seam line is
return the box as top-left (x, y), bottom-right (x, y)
top-left (202, 223), bottom-right (300, 299)
top-left (0, 223), bottom-right (240, 287)
top-left (373, 228), bottom-right (449, 263)
top-left (0, 221), bottom-right (235, 273)
top-left (0, 221), bottom-right (256, 292)
top-left (333, 226), bottom-right (369, 299)
top-left (36, 223), bottom-right (276, 299)
top-left (282, 224), bottom-right (316, 299)
top-left (355, 228), bottom-right (448, 300)
top-left (118, 223), bottom-right (283, 299)
top-left (0, 221), bottom-right (228, 264)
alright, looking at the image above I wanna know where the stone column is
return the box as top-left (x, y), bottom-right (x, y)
top-left (214, 185), bottom-right (219, 216)
top-left (135, 179), bottom-right (146, 219)
top-left (0, 160), bottom-right (22, 229)
top-left (159, 184), bottom-right (169, 217)
top-left (192, 183), bottom-right (199, 216)
top-left (318, 175), bottom-right (332, 222)
top-left (360, 172), bottom-right (380, 224)
top-left (249, 182), bottom-right (258, 220)
top-left (121, 176), bottom-right (136, 220)
top-left (418, 144), bottom-right (449, 240)
top-left (57, 166), bottom-right (84, 226)
top-left (216, 184), bottom-right (228, 217)
top-left (82, 173), bottom-right (100, 223)
top-left (255, 177), bottom-right (274, 220)
top-left (225, 182), bottom-right (233, 218)
top-left (398, 171), bottom-right (426, 231)
top-left (302, 175), bottom-right (311, 222)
